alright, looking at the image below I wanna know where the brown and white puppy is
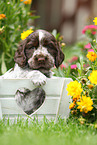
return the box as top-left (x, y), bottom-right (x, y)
top-left (14, 29), bottom-right (64, 78)
top-left (0, 29), bottom-right (64, 115)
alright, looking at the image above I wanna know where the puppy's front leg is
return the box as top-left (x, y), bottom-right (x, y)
top-left (26, 70), bottom-right (47, 86)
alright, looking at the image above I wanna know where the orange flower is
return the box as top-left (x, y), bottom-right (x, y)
top-left (69, 102), bottom-right (75, 109)
top-left (73, 95), bottom-right (81, 102)
top-left (86, 51), bottom-right (97, 62)
top-left (22, 0), bottom-right (32, 4)
top-left (0, 14), bottom-right (6, 20)
top-left (87, 84), bottom-right (94, 89)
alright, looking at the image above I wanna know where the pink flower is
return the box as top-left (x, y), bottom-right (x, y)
top-left (88, 25), bottom-right (97, 29)
top-left (83, 64), bottom-right (89, 68)
top-left (60, 64), bottom-right (66, 70)
top-left (82, 25), bottom-right (97, 35)
top-left (92, 31), bottom-right (96, 35)
top-left (84, 43), bottom-right (91, 49)
top-left (71, 64), bottom-right (77, 69)
top-left (68, 56), bottom-right (78, 63)
top-left (88, 49), bottom-right (94, 52)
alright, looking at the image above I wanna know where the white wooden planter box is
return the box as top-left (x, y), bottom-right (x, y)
top-left (0, 77), bottom-right (72, 120)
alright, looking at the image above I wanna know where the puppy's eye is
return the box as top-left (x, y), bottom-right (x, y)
top-left (46, 43), bottom-right (54, 49)
top-left (27, 41), bottom-right (38, 49)
top-left (28, 46), bottom-right (35, 49)
top-left (49, 43), bottom-right (53, 47)
top-left (27, 44), bottom-right (35, 49)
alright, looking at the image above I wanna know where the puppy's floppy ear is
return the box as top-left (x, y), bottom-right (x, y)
top-left (14, 39), bottom-right (27, 68)
top-left (55, 42), bottom-right (65, 68)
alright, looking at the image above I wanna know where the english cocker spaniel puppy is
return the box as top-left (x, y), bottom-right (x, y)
top-left (0, 29), bottom-right (64, 115)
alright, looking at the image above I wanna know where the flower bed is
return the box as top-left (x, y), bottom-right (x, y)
top-left (0, 0), bottom-right (38, 75)
top-left (53, 19), bottom-right (97, 124)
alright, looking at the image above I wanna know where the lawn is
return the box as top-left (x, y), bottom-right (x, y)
top-left (0, 117), bottom-right (97, 145)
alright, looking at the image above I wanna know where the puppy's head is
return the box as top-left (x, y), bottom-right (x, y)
top-left (14, 29), bottom-right (64, 71)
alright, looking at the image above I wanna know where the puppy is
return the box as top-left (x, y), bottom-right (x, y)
top-left (0, 29), bottom-right (64, 115)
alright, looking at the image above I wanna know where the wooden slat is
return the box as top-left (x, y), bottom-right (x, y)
top-left (0, 95), bottom-right (59, 98)
top-left (0, 101), bottom-right (2, 119)
top-left (0, 77), bottom-right (65, 96)
top-left (56, 78), bottom-right (72, 119)
top-left (0, 97), bottom-right (60, 115)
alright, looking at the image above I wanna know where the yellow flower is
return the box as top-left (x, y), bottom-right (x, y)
top-left (88, 70), bottom-right (97, 85)
top-left (77, 95), bottom-right (93, 113)
top-left (61, 43), bottom-right (66, 47)
top-left (21, 29), bottom-right (33, 40)
top-left (69, 102), bottom-right (75, 109)
top-left (66, 80), bottom-right (83, 101)
top-left (0, 14), bottom-right (6, 20)
top-left (93, 17), bottom-right (97, 25)
top-left (86, 51), bottom-right (97, 62)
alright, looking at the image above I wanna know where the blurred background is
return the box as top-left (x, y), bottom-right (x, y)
top-left (31, 0), bottom-right (97, 44)
top-left (0, 0), bottom-right (97, 75)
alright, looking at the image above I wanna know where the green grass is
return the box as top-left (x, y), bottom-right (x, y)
top-left (0, 117), bottom-right (97, 145)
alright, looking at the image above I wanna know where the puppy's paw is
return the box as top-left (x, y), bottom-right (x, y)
top-left (31, 77), bottom-right (46, 86)
top-left (29, 70), bottom-right (47, 86)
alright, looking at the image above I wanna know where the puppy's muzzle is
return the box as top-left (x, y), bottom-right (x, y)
top-left (34, 55), bottom-right (48, 63)
top-left (38, 57), bottom-right (46, 62)
top-left (28, 47), bottom-right (55, 70)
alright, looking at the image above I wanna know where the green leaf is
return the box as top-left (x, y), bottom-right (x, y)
top-left (66, 65), bottom-right (71, 77)
top-left (76, 62), bottom-right (81, 75)
top-left (80, 55), bottom-right (84, 68)
top-left (52, 29), bottom-right (57, 38)
top-left (1, 53), bottom-right (7, 74)
top-left (0, 38), bottom-right (9, 51)
top-left (93, 105), bottom-right (97, 109)
top-left (76, 62), bottom-right (81, 70)
top-left (94, 85), bottom-right (97, 97)
top-left (58, 67), bottom-right (65, 77)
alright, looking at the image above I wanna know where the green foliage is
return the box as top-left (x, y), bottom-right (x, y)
top-left (53, 25), bottom-right (97, 123)
top-left (0, 0), bottom-right (38, 74)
